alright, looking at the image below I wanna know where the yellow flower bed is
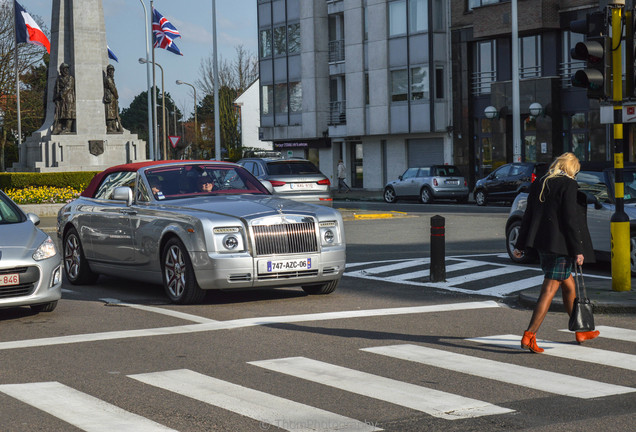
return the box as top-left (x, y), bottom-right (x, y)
top-left (4, 186), bottom-right (84, 204)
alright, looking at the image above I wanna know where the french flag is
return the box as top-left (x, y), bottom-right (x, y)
top-left (14, 1), bottom-right (50, 53)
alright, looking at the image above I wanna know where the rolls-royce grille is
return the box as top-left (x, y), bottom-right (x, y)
top-left (253, 222), bottom-right (318, 255)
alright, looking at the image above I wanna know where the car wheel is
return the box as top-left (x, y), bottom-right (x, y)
top-left (63, 227), bottom-right (98, 285)
top-left (475, 190), bottom-right (487, 206)
top-left (162, 237), bottom-right (206, 304)
top-left (505, 220), bottom-right (535, 264)
top-left (30, 301), bottom-right (58, 313)
top-left (420, 187), bottom-right (434, 204)
top-left (631, 234), bottom-right (636, 276)
top-left (383, 187), bottom-right (397, 203)
top-left (302, 278), bottom-right (339, 295)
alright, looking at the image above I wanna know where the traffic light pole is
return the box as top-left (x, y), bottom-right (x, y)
top-left (610, 5), bottom-right (631, 292)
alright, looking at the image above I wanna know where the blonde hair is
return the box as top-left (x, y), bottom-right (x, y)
top-left (539, 152), bottom-right (580, 202)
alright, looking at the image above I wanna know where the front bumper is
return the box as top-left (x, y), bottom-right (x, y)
top-left (0, 258), bottom-right (62, 309)
top-left (191, 246), bottom-right (346, 290)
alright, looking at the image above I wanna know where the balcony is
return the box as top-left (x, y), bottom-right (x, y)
top-left (472, 70), bottom-right (496, 95)
top-left (329, 40), bottom-right (345, 63)
top-left (329, 101), bottom-right (346, 125)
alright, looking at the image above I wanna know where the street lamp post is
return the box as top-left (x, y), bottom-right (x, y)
top-left (212, 0), bottom-right (221, 161)
top-left (138, 0), bottom-right (154, 160)
top-left (176, 80), bottom-right (197, 157)
top-left (139, 58), bottom-right (167, 160)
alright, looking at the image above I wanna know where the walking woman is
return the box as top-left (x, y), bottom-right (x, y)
top-left (513, 152), bottom-right (599, 353)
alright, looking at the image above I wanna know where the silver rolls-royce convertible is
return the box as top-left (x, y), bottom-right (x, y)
top-left (57, 161), bottom-right (346, 304)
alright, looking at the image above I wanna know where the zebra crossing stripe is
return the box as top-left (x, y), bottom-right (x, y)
top-left (362, 344), bottom-right (634, 399)
top-left (560, 326), bottom-right (636, 343)
top-left (467, 334), bottom-right (636, 372)
top-left (248, 357), bottom-right (514, 420)
top-left (0, 382), bottom-right (176, 432)
top-left (129, 369), bottom-right (380, 432)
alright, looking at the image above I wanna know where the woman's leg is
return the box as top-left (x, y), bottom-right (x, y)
top-left (561, 274), bottom-right (576, 317)
top-left (527, 278), bottom-right (561, 333)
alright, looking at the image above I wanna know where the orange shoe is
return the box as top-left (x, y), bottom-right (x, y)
top-left (576, 330), bottom-right (600, 344)
top-left (521, 331), bottom-right (544, 353)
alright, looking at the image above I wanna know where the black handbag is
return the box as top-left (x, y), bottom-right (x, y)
top-left (568, 263), bottom-right (595, 332)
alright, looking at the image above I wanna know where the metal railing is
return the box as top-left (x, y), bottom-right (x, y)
top-left (329, 100), bottom-right (346, 125)
top-left (559, 60), bottom-right (585, 87)
top-left (472, 70), bottom-right (496, 95)
top-left (329, 39), bottom-right (345, 63)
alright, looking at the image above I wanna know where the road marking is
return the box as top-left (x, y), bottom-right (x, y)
top-left (362, 344), bottom-right (634, 399)
top-left (467, 334), bottom-right (636, 372)
top-left (559, 326), bottom-right (636, 343)
top-left (0, 301), bottom-right (500, 351)
top-left (0, 382), bottom-right (176, 432)
top-left (249, 357), bottom-right (514, 420)
top-left (129, 369), bottom-right (380, 432)
top-left (100, 298), bottom-right (218, 323)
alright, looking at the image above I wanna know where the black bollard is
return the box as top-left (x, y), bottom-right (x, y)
top-left (430, 215), bottom-right (446, 282)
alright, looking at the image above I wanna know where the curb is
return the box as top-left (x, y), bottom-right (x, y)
top-left (19, 203), bottom-right (65, 217)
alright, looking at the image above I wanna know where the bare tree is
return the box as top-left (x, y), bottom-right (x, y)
top-left (197, 45), bottom-right (258, 96)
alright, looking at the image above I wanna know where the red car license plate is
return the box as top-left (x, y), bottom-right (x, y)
top-left (0, 273), bottom-right (20, 286)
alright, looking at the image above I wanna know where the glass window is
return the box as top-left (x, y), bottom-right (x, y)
top-left (410, 66), bottom-right (428, 100)
top-left (259, 29), bottom-right (272, 58)
top-left (274, 83), bottom-right (288, 114)
top-left (474, 40), bottom-right (496, 94)
top-left (287, 23), bottom-right (300, 54)
top-left (0, 193), bottom-right (23, 224)
top-left (433, 0), bottom-right (444, 31)
top-left (391, 69), bottom-right (408, 102)
top-left (95, 171), bottom-right (137, 200)
top-left (365, 73), bottom-right (369, 105)
top-left (273, 25), bottom-right (286, 56)
top-left (493, 164), bottom-right (511, 179)
top-left (409, 0), bottom-right (428, 33)
top-left (435, 66), bottom-right (444, 99)
top-left (577, 170), bottom-right (610, 203)
top-left (261, 85), bottom-right (273, 115)
top-left (571, 113), bottom-right (585, 129)
top-left (520, 35), bottom-right (541, 78)
top-left (364, 6), bottom-right (368, 40)
top-left (289, 81), bottom-right (302, 113)
top-left (402, 167), bottom-right (419, 179)
top-left (389, 0), bottom-right (407, 36)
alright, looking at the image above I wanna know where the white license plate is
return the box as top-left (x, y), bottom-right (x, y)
top-left (445, 179), bottom-right (459, 185)
top-left (0, 273), bottom-right (20, 286)
top-left (290, 183), bottom-right (315, 190)
top-left (266, 258), bottom-right (312, 272)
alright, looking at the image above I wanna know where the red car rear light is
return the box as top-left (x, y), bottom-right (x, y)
top-left (317, 178), bottom-right (331, 186)
top-left (531, 173), bottom-right (536, 182)
top-left (464, 180), bottom-right (467, 186)
top-left (269, 180), bottom-right (286, 187)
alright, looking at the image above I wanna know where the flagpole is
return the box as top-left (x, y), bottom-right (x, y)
top-left (13, 2), bottom-right (22, 150)
top-left (150, 0), bottom-right (159, 160)
top-left (212, 0), bottom-right (221, 161)
top-left (139, 0), bottom-right (154, 161)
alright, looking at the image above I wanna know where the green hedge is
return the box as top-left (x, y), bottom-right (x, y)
top-left (0, 171), bottom-right (99, 190)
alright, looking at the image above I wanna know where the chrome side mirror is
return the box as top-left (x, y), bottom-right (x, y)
top-left (112, 186), bottom-right (133, 206)
top-left (260, 180), bottom-right (274, 194)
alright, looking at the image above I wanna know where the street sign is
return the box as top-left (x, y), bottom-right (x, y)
top-left (169, 136), bottom-right (181, 148)
top-left (600, 104), bottom-right (636, 123)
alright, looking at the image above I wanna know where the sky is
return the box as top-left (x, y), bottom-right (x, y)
top-left (18, 0), bottom-right (258, 117)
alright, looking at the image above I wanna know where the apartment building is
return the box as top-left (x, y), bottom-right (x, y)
top-left (257, 0), bottom-right (452, 189)
top-left (451, 0), bottom-right (631, 186)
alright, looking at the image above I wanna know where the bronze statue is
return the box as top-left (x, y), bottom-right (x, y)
top-left (52, 63), bottom-right (76, 134)
top-left (103, 64), bottom-right (123, 133)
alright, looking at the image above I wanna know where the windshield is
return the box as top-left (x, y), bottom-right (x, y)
top-left (144, 164), bottom-right (270, 201)
top-left (623, 169), bottom-right (636, 204)
top-left (0, 192), bottom-right (25, 225)
top-left (577, 168), bottom-right (636, 205)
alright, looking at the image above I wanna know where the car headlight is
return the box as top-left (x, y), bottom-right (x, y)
top-left (33, 236), bottom-right (58, 261)
top-left (319, 221), bottom-right (340, 246)
top-left (213, 227), bottom-right (245, 252)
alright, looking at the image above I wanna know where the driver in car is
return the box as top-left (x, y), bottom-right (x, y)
top-left (197, 176), bottom-right (216, 193)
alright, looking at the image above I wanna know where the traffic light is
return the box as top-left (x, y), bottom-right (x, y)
top-left (570, 11), bottom-right (611, 99)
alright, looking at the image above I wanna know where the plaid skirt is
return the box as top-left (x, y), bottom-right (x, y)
top-left (538, 252), bottom-right (574, 281)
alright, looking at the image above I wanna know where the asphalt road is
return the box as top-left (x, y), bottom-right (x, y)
top-left (1, 206), bottom-right (635, 431)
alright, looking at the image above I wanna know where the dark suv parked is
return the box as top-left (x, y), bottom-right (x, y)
top-left (473, 162), bottom-right (547, 206)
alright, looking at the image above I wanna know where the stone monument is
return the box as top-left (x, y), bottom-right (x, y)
top-left (13, 0), bottom-right (146, 172)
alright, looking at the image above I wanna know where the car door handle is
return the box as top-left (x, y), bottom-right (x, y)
top-left (120, 209), bottom-right (138, 216)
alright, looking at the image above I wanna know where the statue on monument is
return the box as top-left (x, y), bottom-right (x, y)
top-left (103, 64), bottom-right (123, 133)
top-left (52, 63), bottom-right (76, 135)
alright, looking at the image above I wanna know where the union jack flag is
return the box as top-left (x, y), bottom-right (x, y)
top-left (152, 7), bottom-right (182, 56)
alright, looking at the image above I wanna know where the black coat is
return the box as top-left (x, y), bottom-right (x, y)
top-left (515, 175), bottom-right (595, 262)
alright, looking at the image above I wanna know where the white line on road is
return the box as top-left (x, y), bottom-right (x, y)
top-left (100, 298), bottom-right (218, 324)
top-left (0, 382), bottom-right (176, 432)
top-left (248, 357), bottom-right (514, 420)
top-left (362, 344), bottom-right (634, 399)
top-left (467, 334), bottom-right (636, 372)
top-left (129, 369), bottom-right (381, 432)
top-left (0, 301), bottom-right (500, 351)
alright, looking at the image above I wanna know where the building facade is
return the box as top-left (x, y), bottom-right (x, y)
top-left (452, 0), bottom-right (634, 187)
top-left (257, 0), bottom-right (453, 188)
top-left (234, 79), bottom-right (274, 153)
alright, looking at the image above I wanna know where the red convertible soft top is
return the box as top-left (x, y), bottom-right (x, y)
top-left (81, 160), bottom-right (221, 198)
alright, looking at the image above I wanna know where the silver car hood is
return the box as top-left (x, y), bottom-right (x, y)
top-left (0, 221), bottom-right (47, 260)
top-left (158, 195), bottom-right (336, 219)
